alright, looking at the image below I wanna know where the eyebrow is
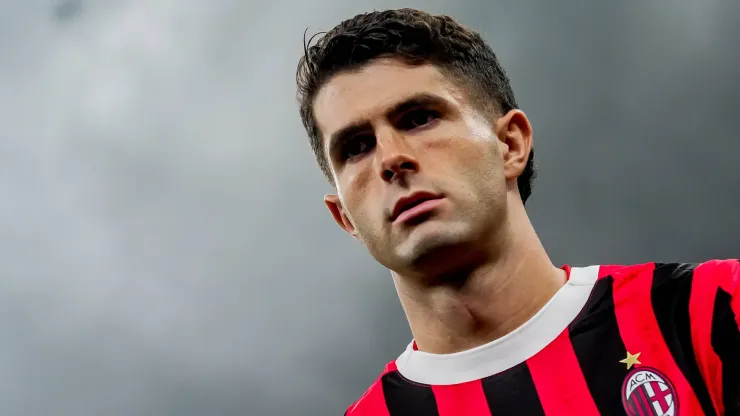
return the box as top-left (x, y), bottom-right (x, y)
top-left (327, 92), bottom-right (449, 156)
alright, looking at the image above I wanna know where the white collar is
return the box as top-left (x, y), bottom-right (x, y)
top-left (394, 265), bottom-right (600, 385)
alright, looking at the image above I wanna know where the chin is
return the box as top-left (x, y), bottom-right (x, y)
top-left (393, 222), bottom-right (477, 274)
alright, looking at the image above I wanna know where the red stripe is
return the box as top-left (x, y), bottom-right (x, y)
top-left (383, 361), bottom-right (398, 375)
top-left (612, 262), bottom-right (703, 415)
top-left (527, 330), bottom-right (600, 416)
top-left (562, 264), bottom-right (572, 281)
top-left (345, 362), bottom-right (397, 416)
top-left (599, 264), bottom-right (631, 280)
top-left (689, 262), bottom-right (724, 414)
top-left (713, 259), bottom-right (740, 328)
top-left (345, 379), bottom-right (390, 416)
top-left (637, 385), bottom-right (651, 416)
top-left (637, 389), bottom-right (650, 416)
top-left (432, 380), bottom-right (491, 416)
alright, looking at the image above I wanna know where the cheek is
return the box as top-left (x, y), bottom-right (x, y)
top-left (338, 170), bottom-right (378, 228)
top-left (343, 195), bottom-right (386, 250)
top-left (338, 154), bottom-right (375, 191)
top-left (424, 135), bottom-right (495, 171)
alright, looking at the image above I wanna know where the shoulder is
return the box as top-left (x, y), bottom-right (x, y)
top-left (344, 361), bottom-right (398, 416)
top-left (592, 260), bottom-right (740, 312)
top-left (597, 260), bottom-right (739, 287)
top-left (694, 259), bottom-right (740, 292)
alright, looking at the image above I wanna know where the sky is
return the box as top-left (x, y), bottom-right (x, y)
top-left (0, 1), bottom-right (738, 414)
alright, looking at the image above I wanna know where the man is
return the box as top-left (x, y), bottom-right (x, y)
top-left (295, 8), bottom-right (739, 416)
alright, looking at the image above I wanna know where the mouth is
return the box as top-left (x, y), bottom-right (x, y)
top-left (390, 192), bottom-right (444, 224)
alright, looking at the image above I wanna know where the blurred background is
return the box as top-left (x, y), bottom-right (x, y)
top-left (1, 0), bottom-right (738, 414)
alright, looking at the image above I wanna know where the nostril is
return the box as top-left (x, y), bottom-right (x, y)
top-left (382, 169), bottom-right (395, 181)
top-left (399, 161), bottom-right (415, 171)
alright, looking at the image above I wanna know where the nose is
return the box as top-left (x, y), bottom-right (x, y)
top-left (375, 129), bottom-right (420, 183)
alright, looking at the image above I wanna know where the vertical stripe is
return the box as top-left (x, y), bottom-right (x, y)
top-left (481, 362), bottom-right (545, 415)
top-left (714, 259), bottom-right (740, 327)
top-left (382, 371), bottom-right (439, 416)
top-left (636, 387), bottom-right (652, 416)
top-left (711, 260), bottom-right (740, 416)
top-left (651, 263), bottom-right (717, 415)
top-left (689, 262), bottom-right (725, 414)
top-left (624, 395), bottom-right (638, 416)
top-left (711, 288), bottom-right (740, 415)
top-left (432, 380), bottom-right (491, 416)
top-left (569, 276), bottom-right (631, 414)
top-left (612, 262), bottom-right (703, 415)
top-left (527, 329), bottom-right (600, 415)
top-left (345, 376), bottom-right (391, 416)
top-left (636, 386), bottom-right (652, 415)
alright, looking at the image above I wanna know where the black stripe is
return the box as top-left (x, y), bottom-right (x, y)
top-left (568, 276), bottom-right (631, 415)
top-left (712, 288), bottom-right (740, 415)
top-left (481, 362), bottom-right (545, 415)
top-left (632, 386), bottom-right (651, 415)
top-left (381, 371), bottom-right (439, 416)
top-left (625, 395), bottom-right (639, 415)
top-left (651, 263), bottom-right (717, 415)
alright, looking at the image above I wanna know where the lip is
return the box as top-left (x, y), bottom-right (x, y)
top-left (390, 192), bottom-right (444, 223)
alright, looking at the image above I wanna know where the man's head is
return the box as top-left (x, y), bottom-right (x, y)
top-left (296, 9), bottom-right (536, 276)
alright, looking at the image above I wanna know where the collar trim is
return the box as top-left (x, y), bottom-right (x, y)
top-left (395, 265), bottom-right (600, 385)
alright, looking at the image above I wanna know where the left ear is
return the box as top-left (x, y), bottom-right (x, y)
top-left (495, 109), bottom-right (533, 181)
top-left (324, 193), bottom-right (358, 238)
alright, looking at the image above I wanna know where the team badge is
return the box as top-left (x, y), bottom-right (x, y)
top-left (621, 367), bottom-right (678, 416)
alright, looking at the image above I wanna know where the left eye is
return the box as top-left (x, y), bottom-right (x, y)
top-left (399, 109), bottom-right (440, 130)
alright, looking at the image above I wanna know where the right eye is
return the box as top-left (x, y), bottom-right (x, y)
top-left (341, 135), bottom-right (375, 161)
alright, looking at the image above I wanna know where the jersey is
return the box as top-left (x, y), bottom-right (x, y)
top-left (344, 260), bottom-right (740, 416)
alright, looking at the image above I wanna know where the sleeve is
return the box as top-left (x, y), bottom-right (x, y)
top-left (706, 259), bottom-right (740, 414)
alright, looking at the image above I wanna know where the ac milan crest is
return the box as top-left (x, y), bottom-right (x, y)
top-left (621, 367), bottom-right (678, 416)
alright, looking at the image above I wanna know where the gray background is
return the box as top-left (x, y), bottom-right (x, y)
top-left (0, 0), bottom-right (738, 415)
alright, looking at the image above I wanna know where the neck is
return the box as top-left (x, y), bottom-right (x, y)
top-left (393, 208), bottom-right (566, 355)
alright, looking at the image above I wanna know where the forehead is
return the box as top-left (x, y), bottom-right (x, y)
top-left (313, 59), bottom-right (464, 141)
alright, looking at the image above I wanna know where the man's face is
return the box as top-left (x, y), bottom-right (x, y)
top-left (313, 58), bottom-right (529, 275)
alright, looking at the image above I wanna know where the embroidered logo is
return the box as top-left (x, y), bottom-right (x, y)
top-left (621, 367), bottom-right (678, 416)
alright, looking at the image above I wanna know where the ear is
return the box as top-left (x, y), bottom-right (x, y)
top-left (324, 194), bottom-right (357, 237)
top-left (495, 109), bottom-right (533, 182)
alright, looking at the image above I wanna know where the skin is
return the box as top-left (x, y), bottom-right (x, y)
top-left (313, 58), bottom-right (567, 354)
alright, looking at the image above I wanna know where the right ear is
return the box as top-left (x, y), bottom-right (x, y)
top-left (324, 194), bottom-right (357, 238)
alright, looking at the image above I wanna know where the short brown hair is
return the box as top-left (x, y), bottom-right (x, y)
top-left (296, 8), bottom-right (536, 203)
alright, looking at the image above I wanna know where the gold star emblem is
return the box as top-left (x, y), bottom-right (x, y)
top-left (620, 351), bottom-right (642, 369)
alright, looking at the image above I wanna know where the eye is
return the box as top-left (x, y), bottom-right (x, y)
top-left (398, 108), bottom-right (441, 130)
top-left (341, 134), bottom-right (375, 161)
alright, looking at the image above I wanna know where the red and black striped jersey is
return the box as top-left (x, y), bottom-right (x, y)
top-left (345, 260), bottom-right (740, 416)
